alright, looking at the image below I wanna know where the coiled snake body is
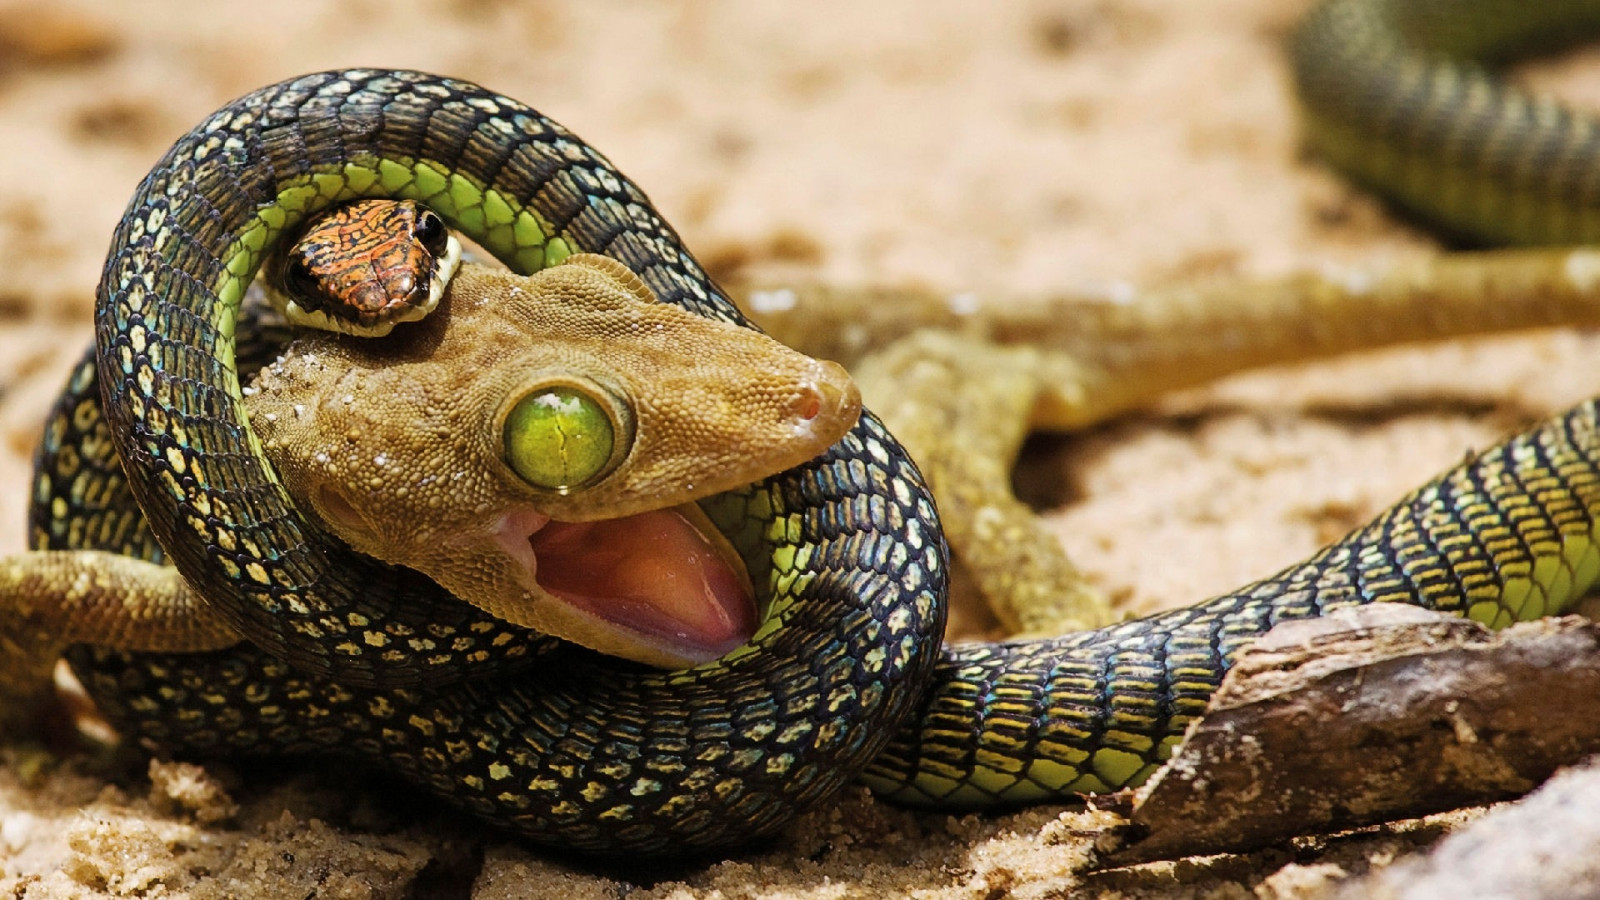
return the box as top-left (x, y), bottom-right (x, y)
top-left (27, 0), bottom-right (1600, 855)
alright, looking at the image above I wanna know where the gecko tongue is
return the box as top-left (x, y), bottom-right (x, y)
top-left (529, 504), bottom-right (757, 666)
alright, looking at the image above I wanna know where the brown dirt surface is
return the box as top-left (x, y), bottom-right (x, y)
top-left (2, 0), bottom-right (1599, 896)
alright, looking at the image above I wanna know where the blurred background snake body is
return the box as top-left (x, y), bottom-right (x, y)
top-left (9, 0), bottom-right (1600, 857)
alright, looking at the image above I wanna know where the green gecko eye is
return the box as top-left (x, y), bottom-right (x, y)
top-left (502, 383), bottom-right (627, 492)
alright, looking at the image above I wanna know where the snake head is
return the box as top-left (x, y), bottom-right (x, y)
top-left (265, 198), bottom-right (462, 337)
top-left (248, 254), bottom-right (861, 669)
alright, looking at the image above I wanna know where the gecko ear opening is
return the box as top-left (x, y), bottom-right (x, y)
top-left (315, 484), bottom-right (367, 535)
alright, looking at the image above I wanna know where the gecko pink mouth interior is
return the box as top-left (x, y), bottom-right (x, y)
top-left (527, 506), bottom-right (757, 664)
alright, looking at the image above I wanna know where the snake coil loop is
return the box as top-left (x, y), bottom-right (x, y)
top-left (58, 69), bottom-right (947, 853)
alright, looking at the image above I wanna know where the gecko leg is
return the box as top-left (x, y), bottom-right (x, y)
top-left (746, 247), bottom-right (1600, 635)
top-left (0, 552), bottom-right (238, 732)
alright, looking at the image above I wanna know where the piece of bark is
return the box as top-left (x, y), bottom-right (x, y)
top-left (1336, 756), bottom-right (1600, 900)
top-left (1094, 607), bottom-right (1600, 868)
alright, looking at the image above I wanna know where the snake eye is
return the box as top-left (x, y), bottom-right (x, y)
top-left (415, 209), bottom-right (448, 257)
top-left (502, 383), bottom-right (629, 492)
top-left (283, 256), bottom-right (323, 305)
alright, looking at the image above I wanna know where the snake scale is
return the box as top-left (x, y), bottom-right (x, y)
top-left (21, 0), bottom-right (1600, 856)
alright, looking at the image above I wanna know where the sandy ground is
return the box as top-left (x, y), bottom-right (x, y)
top-left (3, 0), bottom-right (1600, 896)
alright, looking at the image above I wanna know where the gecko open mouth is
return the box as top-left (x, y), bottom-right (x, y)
top-left (494, 503), bottom-right (758, 668)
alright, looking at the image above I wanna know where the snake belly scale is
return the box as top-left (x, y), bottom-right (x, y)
top-left (31, 0), bottom-right (1600, 856)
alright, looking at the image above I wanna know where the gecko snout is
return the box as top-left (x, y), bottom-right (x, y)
top-left (787, 359), bottom-right (861, 438)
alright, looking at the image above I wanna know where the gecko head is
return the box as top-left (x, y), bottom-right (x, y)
top-left (249, 254), bottom-right (860, 669)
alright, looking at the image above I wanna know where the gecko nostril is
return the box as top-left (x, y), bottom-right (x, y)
top-left (786, 362), bottom-right (862, 432)
top-left (793, 385), bottom-right (824, 421)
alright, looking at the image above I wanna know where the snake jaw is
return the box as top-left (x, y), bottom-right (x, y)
top-left (278, 232), bottom-right (459, 338)
top-left (489, 503), bottom-right (757, 668)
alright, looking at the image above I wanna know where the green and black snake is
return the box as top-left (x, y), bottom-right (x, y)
top-left (23, 0), bottom-right (1600, 856)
